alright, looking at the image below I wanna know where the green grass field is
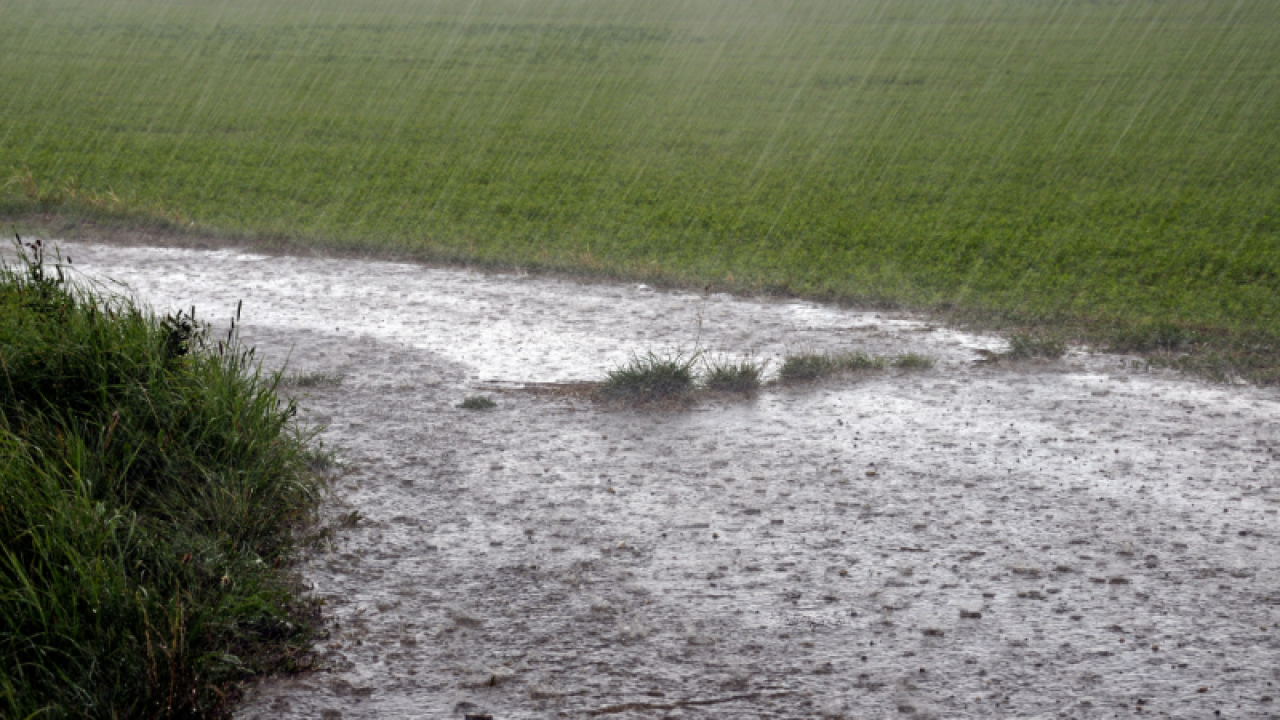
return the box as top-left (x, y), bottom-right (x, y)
top-left (2, 0), bottom-right (1278, 377)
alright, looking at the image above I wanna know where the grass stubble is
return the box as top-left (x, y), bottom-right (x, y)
top-left (1, 0), bottom-right (1277, 383)
top-left (0, 240), bottom-right (327, 718)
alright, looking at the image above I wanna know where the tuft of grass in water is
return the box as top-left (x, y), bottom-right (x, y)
top-left (1005, 333), bottom-right (1068, 359)
top-left (777, 351), bottom-right (884, 382)
top-left (891, 353), bottom-right (934, 370)
top-left (701, 355), bottom-right (766, 393)
top-left (0, 239), bottom-right (324, 718)
top-left (458, 395), bottom-right (497, 410)
top-left (777, 353), bottom-right (837, 382)
top-left (602, 350), bottom-right (699, 403)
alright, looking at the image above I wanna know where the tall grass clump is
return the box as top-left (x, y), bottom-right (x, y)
top-left (0, 240), bottom-right (323, 718)
top-left (701, 355), bottom-right (766, 394)
top-left (890, 353), bottom-right (935, 370)
top-left (601, 350), bottom-right (699, 403)
top-left (457, 395), bottom-right (497, 410)
top-left (778, 351), bottom-right (884, 382)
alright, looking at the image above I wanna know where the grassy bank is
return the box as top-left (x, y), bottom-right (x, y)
top-left (2, 0), bottom-right (1278, 379)
top-left (0, 240), bottom-right (323, 718)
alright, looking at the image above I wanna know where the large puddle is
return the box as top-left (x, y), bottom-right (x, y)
top-left (45, 241), bottom-right (1280, 718)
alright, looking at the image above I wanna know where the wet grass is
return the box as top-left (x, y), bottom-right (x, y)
top-left (599, 351), bottom-right (774, 405)
top-left (601, 351), bottom-right (700, 404)
top-left (701, 355), bottom-right (766, 394)
top-left (777, 351), bottom-right (885, 382)
top-left (600, 348), bottom-right (928, 402)
top-left (0, 241), bottom-right (324, 718)
top-left (2, 0), bottom-right (1278, 382)
top-left (776, 351), bottom-right (935, 382)
top-left (1004, 334), bottom-right (1068, 360)
top-left (891, 353), bottom-right (935, 371)
top-left (458, 395), bottom-right (497, 410)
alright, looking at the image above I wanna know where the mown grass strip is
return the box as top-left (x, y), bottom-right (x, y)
top-left (0, 240), bottom-right (323, 718)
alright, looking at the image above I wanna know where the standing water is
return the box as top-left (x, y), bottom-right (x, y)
top-left (44, 240), bottom-right (1280, 719)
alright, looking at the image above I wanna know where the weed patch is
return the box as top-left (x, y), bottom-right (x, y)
top-left (701, 355), bottom-right (766, 393)
top-left (458, 395), bottom-right (497, 410)
top-left (601, 351), bottom-right (699, 404)
top-left (778, 351), bottom-right (884, 383)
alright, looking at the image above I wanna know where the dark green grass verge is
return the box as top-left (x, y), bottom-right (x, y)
top-left (0, 241), bottom-right (324, 718)
top-left (3, 0), bottom-right (1278, 383)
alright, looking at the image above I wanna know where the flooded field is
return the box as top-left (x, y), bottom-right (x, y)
top-left (53, 241), bottom-right (1280, 719)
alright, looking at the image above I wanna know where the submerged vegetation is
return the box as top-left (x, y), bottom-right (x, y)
top-left (1, 0), bottom-right (1278, 380)
top-left (0, 240), bottom-right (323, 717)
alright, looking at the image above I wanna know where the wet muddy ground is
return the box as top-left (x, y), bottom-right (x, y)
top-left (46, 241), bottom-right (1280, 718)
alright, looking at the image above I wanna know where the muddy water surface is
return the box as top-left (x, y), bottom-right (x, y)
top-left (54, 242), bottom-right (1280, 718)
